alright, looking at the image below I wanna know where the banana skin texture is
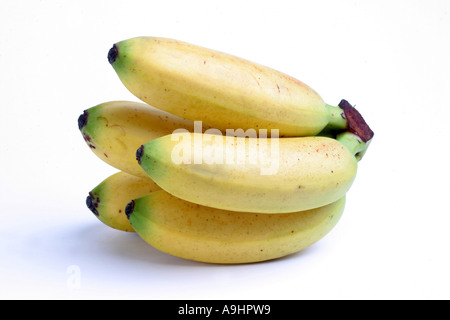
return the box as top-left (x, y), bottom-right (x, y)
top-left (86, 171), bottom-right (161, 232)
top-left (126, 190), bottom-right (346, 264)
top-left (78, 100), bottom-right (198, 178)
top-left (108, 37), bottom-right (347, 137)
top-left (137, 132), bottom-right (358, 213)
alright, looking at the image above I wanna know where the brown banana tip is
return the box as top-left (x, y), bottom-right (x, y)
top-left (108, 44), bottom-right (118, 64)
top-left (136, 145), bottom-right (144, 165)
top-left (78, 110), bottom-right (88, 131)
top-left (86, 192), bottom-right (99, 216)
top-left (125, 200), bottom-right (135, 220)
top-left (339, 99), bottom-right (374, 142)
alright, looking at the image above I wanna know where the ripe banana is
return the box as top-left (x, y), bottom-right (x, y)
top-left (86, 171), bottom-right (160, 232)
top-left (108, 36), bottom-right (349, 137)
top-left (137, 131), bottom-right (366, 213)
top-left (78, 100), bottom-right (199, 178)
top-left (126, 190), bottom-right (346, 264)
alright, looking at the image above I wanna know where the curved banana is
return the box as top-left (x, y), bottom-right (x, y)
top-left (137, 131), bottom-right (365, 213)
top-left (126, 190), bottom-right (346, 264)
top-left (108, 36), bottom-right (348, 137)
top-left (78, 100), bottom-right (198, 178)
top-left (86, 171), bottom-right (161, 232)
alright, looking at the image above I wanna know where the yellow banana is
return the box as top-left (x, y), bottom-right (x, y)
top-left (125, 190), bottom-right (346, 264)
top-left (78, 100), bottom-right (199, 178)
top-left (137, 131), bottom-right (365, 213)
top-left (108, 36), bottom-right (349, 137)
top-left (86, 171), bottom-right (160, 232)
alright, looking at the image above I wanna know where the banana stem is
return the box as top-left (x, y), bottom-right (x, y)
top-left (323, 100), bottom-right (374, 141)
top-left (325, 104), bottom-right (347, 131)
top-left (336, 131), bottom-right (371, 162)
top-left (323, 99), bottom-right (374, 161)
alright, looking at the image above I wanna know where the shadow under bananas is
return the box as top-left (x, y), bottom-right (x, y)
top-left (74, 222), bottom-right (196, 267)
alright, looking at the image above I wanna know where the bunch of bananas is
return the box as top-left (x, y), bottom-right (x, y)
top-left (78, 37), bottom-right (374, 264)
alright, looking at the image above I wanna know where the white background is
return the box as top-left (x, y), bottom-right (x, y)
top-left (1, 0), bottom-right (449, 300)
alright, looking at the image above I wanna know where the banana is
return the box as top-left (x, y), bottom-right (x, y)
top-left (137, 131), bottom-right (367, 214)
top-left (107, 36), bottom-right (349, 137)
top-left (125, 190), bottom-right (346, 264)
top-left (86, 171), bottom-right (160, 232)
top-left (78, 100), bottom-right (200, 178)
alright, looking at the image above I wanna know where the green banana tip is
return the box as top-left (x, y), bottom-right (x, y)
top-left (78, 110), bottom-right (88, 131)
top-left (108, 44), bottom-right (118, 65)
top-left (339, 99), bottom-right (374, 143)
top-left (125, 200), bottom-right (135, 220)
